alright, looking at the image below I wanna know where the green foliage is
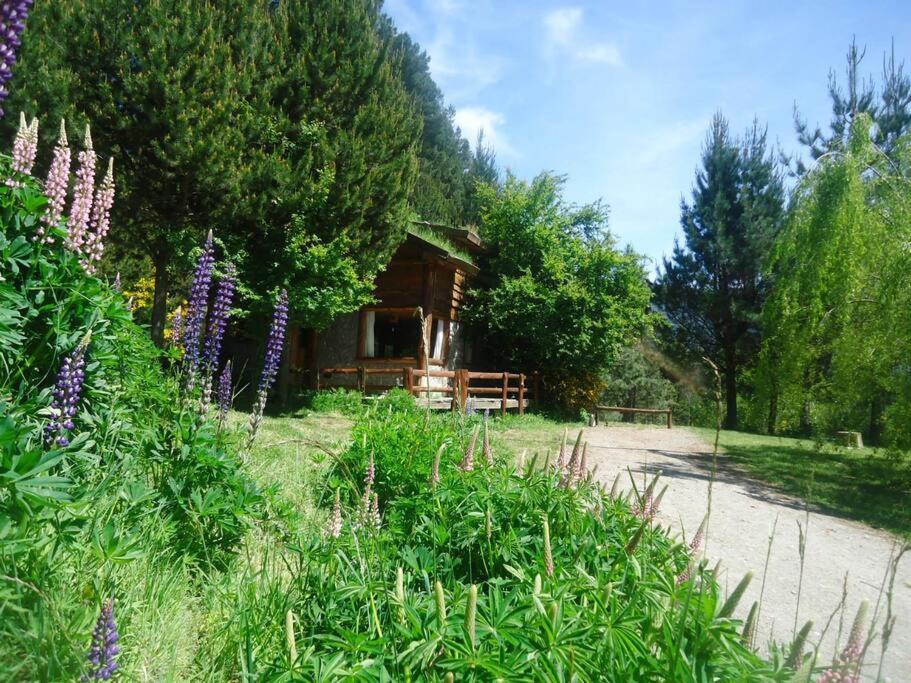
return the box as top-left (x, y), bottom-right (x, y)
top-left (0, 157), bottom-right (262, 677)
top-left (654, 114), bottom-right (785, 429)
top-left (757, 118), bottom-right (911, 447)
top-left (465, 173), bottom-right (651, 412)
top-left (198, 396), bottom-right (788, 680)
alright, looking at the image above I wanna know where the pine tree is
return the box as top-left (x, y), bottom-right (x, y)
top-left (794, 38), bottom-right (911, 169)
top-left (654, 114), bottom-right (785, 429)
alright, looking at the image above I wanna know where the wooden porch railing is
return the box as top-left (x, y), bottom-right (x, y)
top-left (317, 366), bottom-right (538, 415)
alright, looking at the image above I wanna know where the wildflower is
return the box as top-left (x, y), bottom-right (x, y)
top-left (170, 306), bottom-right (184, 350)
top-left (112, 272), bottom-right (121, 293)
top-left (364, 452), bottom-right (375, 488)
top-left (429, 443), bottom-right (444, 489)
top-left (0, 0), bottom-right (33, 117)
top-left (560, 430), bottom-right (583, 487)
top-left (82, 598), bottom-right (119, 682)
top-left (216, 360), bottom-right (233, 428)
top-left (465, 584), bottom-right (478, 650)
top-left (44, 336), bottom-right (89, 447)
top-left (202, 263), bottom-right (236, 372)
top-left (464, 396), bottom-right (474, 416)
top-left (245, 290), bottom-right (289, 452)
top-left (6, 111), bottom-right (36, 185)
top-left (182, 231), bottom-right (215, 376)
top-left (369, 492), bottom-right (381, 529)
top-left (817, 601), bottom-right (868, 683)
top-left (573, 442), bottom-right (588, 484)
top-left (542, 514), bottom-right (554, 577)
top-left (742, 601), bottom-right (758, 648)
top-left (36, 119), bottom-right (71, 243)
top-left (786, 620), bottom-right (814, 670)
top-left (485, 506), bottom-right (493, 540)
top-left (482, 419), bottom-right (493, 466)
top-left (459, 425), bottom-right (479, 471)
top-left (66, 126), bottom-right (96, 257)
top-left (324, 489), bottom-right (343, 539)
top-left (556, 429), bottom-right (567, 472)
top-left (82, 157), bottom-right (115, 271)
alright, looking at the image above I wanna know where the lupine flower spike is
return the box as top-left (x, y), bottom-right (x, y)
top-left (216, 360), bottom-right (232, 431)
top-left (6, 111), bottom-right (36, 186)
top-left (561, 431), bottom-right (583, 487)
top-left (429, 443), bottom-right (444, 489)
top-left (182, 231), bottom-right (215, 379)
top-left (482, 419), bottom-right (493, 466)
top-left (542, 514), bottom-right (554, 577)
top-left (44, 335), bottom-right (90, 448)
top-left (66, 125), bottom-right (96, 257)
top-left (556, 429), bottom-right (567, 472)
top-left (324, 489), bottom-right (343, 539)
top-left (817, 601), bottom-right (868, 683)
top-left (676, 514), bottom-right (707, 585)
top-left (0, 0), bottom-right (34, 116)
top-left (82, 598), bottom-right (119, 682)
top-left (112, 272), bottom-right (121, 293)
top-left (465, 584), bottom-right (478, 651)
top-left (459, 425), bottom-right (479, 471)
top-left (203, 263), bottom-right (236, 372)
top-left (170, 306), bottom-right (183, 350)
top-left (83, 157), bottom-right (115, 271)
top-left (37, 119), bottom-right (71, 243)
top-left (365, 452), bottom-right (375, 488)
top-left (246, 289), bottom-right (289, 451)
top-left (369, 492), bottom-right (381, 529)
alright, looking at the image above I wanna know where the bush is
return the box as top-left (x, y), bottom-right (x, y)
top-left (0, 155), bottom-right (262, 677)
top-left (201, 400), bottom-right (794, 680)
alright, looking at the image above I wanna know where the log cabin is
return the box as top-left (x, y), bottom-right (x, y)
top-left (287, 221), bottom-right (483, 391)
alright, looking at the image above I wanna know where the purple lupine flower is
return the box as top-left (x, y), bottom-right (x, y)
top-left (66, 126), bottom-right (96, 257)
top-left (258, 288), bottom-right (289, 392)
top-left (82, 157), bottom-right (115, 271)
top-left (182, 231), bottom-right (215, 375)
top-left (217, 360), bottom-right (232, 421)
top-left (202, 263), bottom-right (235, 371)
top-left (245, 289), bottom-right (289, 450)
top-left (0, 1), bottom-right (34, 117)
top-left (44, 337), bottom-right (89, 448)
top-left (82, 598), bottom-right (119, 682)
top-left (464, 396), bottom-right (475, 416)
top-left (6, 111), bottom-right (36, 186)
top-left (170, 305), bottom-right (183, 349)
top-left (676, 517), bottom-right (706, 585)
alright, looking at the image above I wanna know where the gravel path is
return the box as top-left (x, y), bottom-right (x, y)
top-left (580, 424), bottom-right (910, 682)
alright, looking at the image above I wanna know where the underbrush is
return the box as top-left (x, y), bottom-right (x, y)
top-left (0, 157), bottom-right (265, 679)
top-left (201, 392), bottom-right (798, 681)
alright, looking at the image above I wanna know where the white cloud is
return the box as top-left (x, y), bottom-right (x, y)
top-left (454, 107), bottom-right (517, 157)
top-left (544, 6), bottom-right (622, 66)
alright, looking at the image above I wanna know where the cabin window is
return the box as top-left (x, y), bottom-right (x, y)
top-left (361, 309), bottom-right (421, 359)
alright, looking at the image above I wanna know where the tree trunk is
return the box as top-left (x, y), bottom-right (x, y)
top-left (150, 249), bottom-right (171, 348)
top-left (724, 359), bottom-right (738, 430)
top-left (767, 389), bottom-right (778, 435)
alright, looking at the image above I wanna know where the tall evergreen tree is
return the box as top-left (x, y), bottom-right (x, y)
top-left (654, 114), bottom-right (785, 429)
top-left (795, 38), bottom-right (911, 169)
top-left (2, 0), bottom-right (258, 345)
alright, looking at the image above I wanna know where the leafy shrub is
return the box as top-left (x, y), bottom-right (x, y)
top-left (305, 387), bottom-right (366, 416)
top-left (0, 155), bottom-right (262, 676)
top-left (201, 402), bottom-right (794, 681)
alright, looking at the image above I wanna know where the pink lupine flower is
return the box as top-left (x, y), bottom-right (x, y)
top-left (817, 601), bottom-right (868, 683)
top-left (6, 111), bottom-right (36, 186)
top-left (324, 489), bottom-right (343, 539)
top-left (37, 119), bottom-right (71, 243)
top-left (66, 125), bottom-right (96, 257)
top-left (459, 425), bottom-right (479, 472)
top-left (556, 429), bottom-right (567, 472)
top-left (82, 157), bottom-right (114, 271)
top-left (369, 492), bottom-right (381, 529)
top-left (364, 452), bottom-right (375, 488)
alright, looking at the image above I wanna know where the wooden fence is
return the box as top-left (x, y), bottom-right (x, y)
top-left (594, 405), bottom-right (673, 429)
top-left (317, 366), bottom-right (538, 415)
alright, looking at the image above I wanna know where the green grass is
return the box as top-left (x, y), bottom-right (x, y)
top-left (691, 428), bottom-right (911, 539)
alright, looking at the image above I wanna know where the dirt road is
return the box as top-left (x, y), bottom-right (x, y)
top-left (580, 424), bottom-right (910, 682)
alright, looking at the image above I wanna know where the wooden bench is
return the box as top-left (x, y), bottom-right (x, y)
top-left (594, 405), bottom-right (673, 429)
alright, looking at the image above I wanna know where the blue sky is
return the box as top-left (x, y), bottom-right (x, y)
top-left (384, 0), bottom-right (911, 271)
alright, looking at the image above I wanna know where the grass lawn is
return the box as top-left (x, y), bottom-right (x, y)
top-left (690, 427), bottom-right (911, 539)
